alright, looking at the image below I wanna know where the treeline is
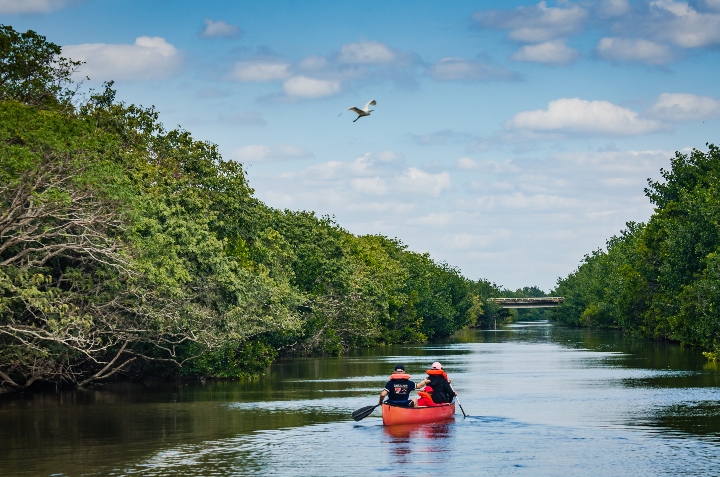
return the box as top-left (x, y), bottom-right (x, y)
top-left (0, 26), bottom-right (528, 392)
top-left (551, 145), bottom-right (720, 359)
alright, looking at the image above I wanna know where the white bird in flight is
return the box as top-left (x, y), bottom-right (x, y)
top-left (340, 99), bottom-right (376, 122)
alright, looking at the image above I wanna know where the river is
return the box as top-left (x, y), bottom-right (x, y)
top-left (2, 321), bottom-right (720, 476)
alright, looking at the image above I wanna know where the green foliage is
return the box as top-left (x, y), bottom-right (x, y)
top-left (552, 145), bottom-right (720, 358)
top-left (0, 25), bottom-right (82, 110)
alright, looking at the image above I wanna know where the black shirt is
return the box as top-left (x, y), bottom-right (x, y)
top-left (384, 378), bottom-right (416, 402)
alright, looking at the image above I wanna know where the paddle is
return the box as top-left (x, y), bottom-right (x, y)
top-left (352, 403), bottom-right (381, 421)
top-left (450, 384), bottom-right (467, 418)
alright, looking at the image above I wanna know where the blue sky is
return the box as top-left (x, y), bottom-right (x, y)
top-left (3, 0), bottom-right (720, 291)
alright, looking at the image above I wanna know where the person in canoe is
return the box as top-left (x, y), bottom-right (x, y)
top-left (416, 385), bottom-right (444, 407)
top-left (379, 364), bottom-right (426, 408)
top-left (424, 361), bottom-right (456, 404)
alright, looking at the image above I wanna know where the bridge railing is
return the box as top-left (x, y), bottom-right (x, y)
top-left (488, 297), bottom-right (565, 308)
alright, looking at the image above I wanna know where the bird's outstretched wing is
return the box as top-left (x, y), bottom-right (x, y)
top-left (339, 106), bottom-right (363, 116)
top-left (364, 100), bottom-right (376, 110)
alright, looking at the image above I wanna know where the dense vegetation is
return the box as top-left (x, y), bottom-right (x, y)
top-left (0, 26), bottom-right (534, 392)
top-left (552, 145), bottom-right (720, 359)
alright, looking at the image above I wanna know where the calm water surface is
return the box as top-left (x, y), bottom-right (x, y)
top-left (2, 322), bottom-right (720, 476)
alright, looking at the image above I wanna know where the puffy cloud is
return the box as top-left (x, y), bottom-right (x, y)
top-left (602, 1), bottom-right (720, 51)
top-left (468, 0), bottom-right (720, 68)
top-left (226, 40), bottom-right (419, 100)
top-left (230, 61), bottom-right (290, 82)
top-left (456, 157), bottom-right (480, 170)
top-left (231, 144), bottom-right (314, 162)
top-left (651, 0), bottom-right (720, 48)
top-left (0, 0), bottom-right (79, 14)
top-left (472, 1), bottom-right (588, 42)
top-left (202, 18), bottom-right (241, 38)
top-left (596, 37), bottom-right (674, 64)
top-left (282, 76), bottom-right (341, 98)
top-left (511, 40), bottom-right (579, 64)
top-left (428, 57), bottom-right (520, 81)
top-left (338, 41), bottom-right (396, 64)
top-left (649, 93), bottom-right (720, 121)
top-left (64, 36), bottom-right (181, 81)
top-left (505, 98), bottom-right (666, 136)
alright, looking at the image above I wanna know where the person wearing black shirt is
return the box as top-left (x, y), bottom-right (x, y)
top-left (378, 364), bottom-right (427, 407)
top-left (424, 361), bottom-right (456, 404)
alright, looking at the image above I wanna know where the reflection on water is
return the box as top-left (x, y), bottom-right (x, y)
top-left (1, 322), bottom-right (720, 476)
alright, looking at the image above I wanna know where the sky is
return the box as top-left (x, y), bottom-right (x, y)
top-left (3, 0), bottom-right (720, 291)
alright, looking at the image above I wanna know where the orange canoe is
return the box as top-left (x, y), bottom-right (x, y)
top-left (381, 402), bottom-right (455, 426)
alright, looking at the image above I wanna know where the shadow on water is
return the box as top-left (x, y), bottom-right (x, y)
top-left (637, 401), bottom-right (720, 441)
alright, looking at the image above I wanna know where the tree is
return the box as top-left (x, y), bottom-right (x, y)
top-left (0, 25), bottom-right (82, 110)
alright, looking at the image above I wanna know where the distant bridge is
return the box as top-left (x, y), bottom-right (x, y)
top-left (488, 297), bottom-right (565, 308)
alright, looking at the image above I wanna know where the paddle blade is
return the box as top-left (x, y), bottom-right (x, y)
top-left (352, 404), bottom-right (379, 421)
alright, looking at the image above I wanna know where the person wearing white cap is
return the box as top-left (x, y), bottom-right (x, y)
top-left (424, 361), bottom-right (456, 404)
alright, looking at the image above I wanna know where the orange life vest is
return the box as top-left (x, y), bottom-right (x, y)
top-left (390, 373), bottom-right (411, 380)
top-left (426, 369), bottom-right (449, 380)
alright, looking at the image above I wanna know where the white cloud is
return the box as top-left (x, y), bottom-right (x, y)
top-left (428, 57), bottom-right (519, 81)
top-left (351, 177), bottom-right (388, 195)
top-left (457, 157), bottom-right (480, 170)
top-left (597, 0), bottom-right (630, 17)
top-left (512, 40), bottom-right (579, 64)
top-left (505, 98), bottom-right (666, 136)
top-left (225, 40), bottom-right (418, 100)
top-left (282, 76), bottom-right (341, 98)
top-left (230, 61), bottom-right (290, 82)
top-left (299, 56), bottom-right (328, 70)
top-left (0, 0), bottom-right (78, 13)
top-left (651, 0), bottom-right (720, 48)
top-left (64, 36), bottom-right (181, 81)
top-left (231, 144), bottom-right (313, 162)
top-left (470, 0), bottom-right (720, 64)
top-left (370, 150), bottom-right (405, 163)
top-left (202, 18), bottom-right (241, 38)
top-left (398, 168), bottom-right (451, 197)
top-left (473, 1), bottom-right (588, 42)
top-left (649, 93), bottom-right (720, 121)
top-left (596, 37), bottom-right (674, 64)
top-left (603, 1), bottom-right (720, 51)
top-left (338, 41), bottom-right (396, 64)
